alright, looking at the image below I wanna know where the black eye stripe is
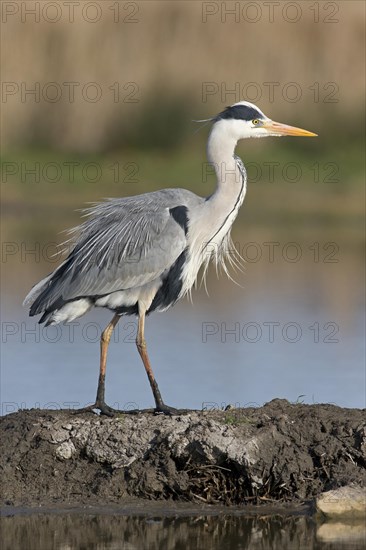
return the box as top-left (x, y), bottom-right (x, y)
top-left (215, 105), bottom-right (264, 122)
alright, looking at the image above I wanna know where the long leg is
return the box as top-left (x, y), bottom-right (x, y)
top-left (74, 313), bottom-right (121, 416)
top-left (94, 313), bottom-right (121, 410)
top-left (136, 311), bottom-right (176, 414)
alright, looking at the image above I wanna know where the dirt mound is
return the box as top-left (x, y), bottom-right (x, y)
top-left (1, 399), bottom-right (365, 507)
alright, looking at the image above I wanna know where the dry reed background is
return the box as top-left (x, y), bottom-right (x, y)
top-left (1, 0), bottom-right (365, 152)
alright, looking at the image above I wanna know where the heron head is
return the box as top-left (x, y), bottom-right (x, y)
top-left (214, 101), bottom-right (317, 140)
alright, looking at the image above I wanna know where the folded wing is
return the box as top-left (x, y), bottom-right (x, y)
top-left (26, 194), bottom-right (189, 316)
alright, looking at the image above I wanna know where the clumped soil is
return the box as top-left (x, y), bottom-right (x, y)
top-left (1, 399), bottom-right (365, 507)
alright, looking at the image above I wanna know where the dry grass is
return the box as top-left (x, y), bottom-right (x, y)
top-left (1, 1), bottom-right (365, 152)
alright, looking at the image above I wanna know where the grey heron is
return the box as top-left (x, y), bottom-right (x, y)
top-left (24, 101), bottom-right (317, 415)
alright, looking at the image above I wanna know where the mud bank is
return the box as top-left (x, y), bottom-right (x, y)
top-left (1, 399), bottom-right (365, 508)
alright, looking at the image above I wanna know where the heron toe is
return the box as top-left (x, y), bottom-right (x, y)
top-left (73, 401), bottom-right (118, 417)
top-left (154, 403), bottom-right (180, 415)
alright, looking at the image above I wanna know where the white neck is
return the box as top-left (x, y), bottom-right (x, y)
top-left (207, 121), bottom-right (242, 194)
top-left (181, 121), bottom-right (247, 293)
top-left (190, 121), bottom-right (247, 248)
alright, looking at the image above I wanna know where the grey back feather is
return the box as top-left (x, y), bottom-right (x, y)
top-left (28, 188), bottom-right (203, 315)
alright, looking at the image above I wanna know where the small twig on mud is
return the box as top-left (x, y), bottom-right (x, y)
top-left (185, 464), bottom-right (232, 473)
top-left (190, 492), bottom-right (208, 503)
top-left (344, 451), bottom-right (356, 464)
top-left (320, 462), bottom-right (330, 479)
top-left (257, 496), bottom-right (279, 502)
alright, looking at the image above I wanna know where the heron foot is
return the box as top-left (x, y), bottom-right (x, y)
top-left (96, 401), bottom-right (119, 417)
top-left (154, 403), bottom-right (180, 416)
top-left (73, 401), bottom-right (119, 417)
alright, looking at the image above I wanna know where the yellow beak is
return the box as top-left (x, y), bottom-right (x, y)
top-left (262, 120), bottom-right (318, 137)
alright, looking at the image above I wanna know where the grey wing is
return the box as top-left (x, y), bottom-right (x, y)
top-left (68, 207), bottom-right (187, 296)
top-left (27, 199), bottom-right (188, 315)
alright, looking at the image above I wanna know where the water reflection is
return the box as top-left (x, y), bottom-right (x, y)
top-left (1, 512), bottom-right (365, 550)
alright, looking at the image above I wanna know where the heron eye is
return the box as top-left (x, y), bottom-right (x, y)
top-left (252, 119), bottom-right (260, 125)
